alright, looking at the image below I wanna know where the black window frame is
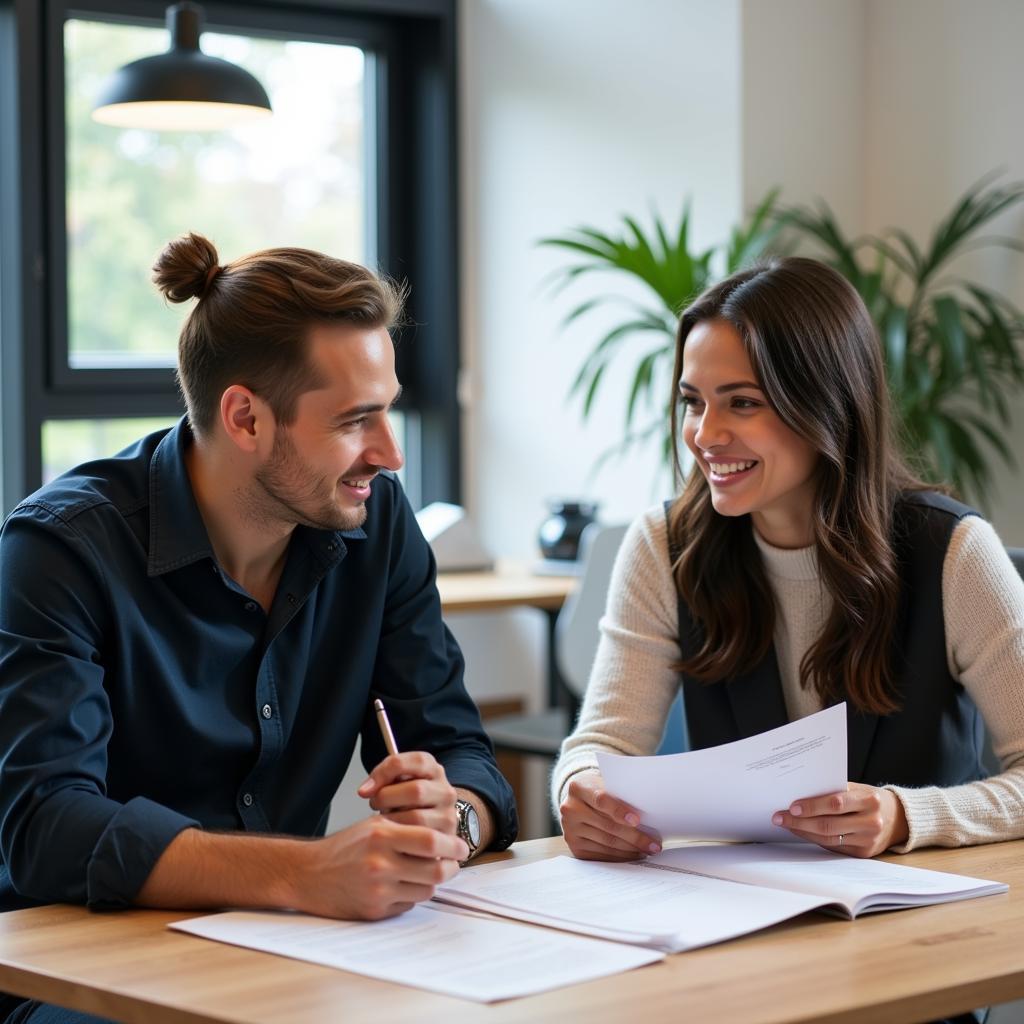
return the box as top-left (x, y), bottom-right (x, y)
top-left (0, 0), bottom-right (460, 511)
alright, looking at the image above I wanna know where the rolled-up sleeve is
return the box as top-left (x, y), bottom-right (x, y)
top-left (0, 505), bottom-right (197, 909)
top-left (362, 486), bottom-right (519, 851)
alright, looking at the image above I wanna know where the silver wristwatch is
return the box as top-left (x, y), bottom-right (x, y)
top-left (455, 798), bottom-right (481, 862)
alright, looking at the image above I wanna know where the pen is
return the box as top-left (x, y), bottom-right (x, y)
top-left (374, 698), bottom-right (400, 756)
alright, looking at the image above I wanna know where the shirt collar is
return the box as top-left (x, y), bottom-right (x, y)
top-left (147, 418), bottom-right (216, 576)
top-left (146, 417), bottom-right (366, 577)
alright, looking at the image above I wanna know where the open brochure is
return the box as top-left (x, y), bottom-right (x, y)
top-left (434, 842), bottom-right (1008, 953)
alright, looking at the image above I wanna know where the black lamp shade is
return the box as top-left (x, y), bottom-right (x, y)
top-left (92, 2), bottom-right (272, 130)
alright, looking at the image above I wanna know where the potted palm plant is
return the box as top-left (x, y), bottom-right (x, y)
top-left (778, 176), bottom-right (1024, 502)
top-left (542, 177), bottom-right (1024, 503)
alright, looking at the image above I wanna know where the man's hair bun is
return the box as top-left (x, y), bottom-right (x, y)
top-left (152, 232), bottom-right (221, 303)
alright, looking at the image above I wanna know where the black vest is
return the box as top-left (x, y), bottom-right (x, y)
top-left (671, 492), bottom-right (987, 787)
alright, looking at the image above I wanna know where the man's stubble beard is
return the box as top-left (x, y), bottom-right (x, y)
top-left (247, 428), bottom-right (368, 533)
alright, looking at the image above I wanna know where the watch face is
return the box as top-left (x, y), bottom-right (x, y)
top-left (467, 804), bottom-right (481, 846)
top-left (460, 800), bottom-right (481, 847)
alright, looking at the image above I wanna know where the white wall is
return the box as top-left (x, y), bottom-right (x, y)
top-left (741, 0), bottom-right (866, 231)
top-left (460, 0), bottom-right (743, 560)
top-left (864, 0), bottom-right (1024, 542)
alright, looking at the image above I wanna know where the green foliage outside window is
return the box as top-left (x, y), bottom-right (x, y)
top-left (65, 19), bottom-right (367, 367)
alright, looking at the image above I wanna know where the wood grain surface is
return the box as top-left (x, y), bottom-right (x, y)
top-left (1, 837), bottom-right (1022, 1023)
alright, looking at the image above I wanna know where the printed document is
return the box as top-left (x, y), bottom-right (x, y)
top-left (435, 843), bottom-right (1007, 953)
top-left (597, 702), bottom-right (847, 841)
top-left (170, 903), bottom-right (663, 1003)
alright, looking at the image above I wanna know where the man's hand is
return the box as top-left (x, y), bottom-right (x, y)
top-left (357, 751), bottom-right (458, 833)
top-left (559, 769), bottom-right (662, 861)
top-left (135, 818), bottom-right (468, 921)
top-left (296, 817), bottom-right (467, 920)
top-left (771, 782), bottom-right (909, 858)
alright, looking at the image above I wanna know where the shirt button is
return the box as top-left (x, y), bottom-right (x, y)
top-left (242, 793), bottom-right (254, 807)
top-left (261, 704), bottom-right (273, 719)
top-left (286, 593), bottom-right (296, 604)
top-left (326, 543), bottom-right (336, 553)
top-left (244, 601), bottom-right (258, 612)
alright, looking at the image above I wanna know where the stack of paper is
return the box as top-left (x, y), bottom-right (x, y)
top-left (434, 844), bottom-right (1008, 953)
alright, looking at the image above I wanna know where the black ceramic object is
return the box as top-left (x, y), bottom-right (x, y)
top-left (537, 500), bottom-right (598, 561)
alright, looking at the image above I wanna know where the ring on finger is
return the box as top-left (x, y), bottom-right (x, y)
top-left (838, 833), bottom-right (845, 847)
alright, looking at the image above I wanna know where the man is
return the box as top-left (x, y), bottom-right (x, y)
top-left (0, 233), bottom-right (517, 1022)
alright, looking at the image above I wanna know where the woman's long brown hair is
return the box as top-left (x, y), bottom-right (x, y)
top-left (668, 258), bottom-right (929, 715)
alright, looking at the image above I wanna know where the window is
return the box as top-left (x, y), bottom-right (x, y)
top-left (65, 19), bottom-right (368, 371)
top-left (0, 0), bottom-right (458, 511)
top-left (41, 413), bottom-right (408, 487)
top-left (43, 417), bottom-right (178, 482)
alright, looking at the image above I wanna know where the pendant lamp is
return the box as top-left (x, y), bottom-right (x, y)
top-left (92, 2), bottom-right (272, 131)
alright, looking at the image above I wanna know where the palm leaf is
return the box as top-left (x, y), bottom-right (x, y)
top-left (726, 189), bottom-right (781, 272)
top-left (541, 199), bottom-right (780, 459)
top-left (581, 362), bottom-right (607, 420)
top-left (916, 175), bottom-right (1024, 286)
top-left (558, 297), bottom-right (605, 329)
top-left (963, 412), bottom-right (1015, 467)
top-left (883, 306), bottom-right (909, 393)
top-left (588, 417), bottom-right (667, 480)
top-left (774, 202), bottom-right (864, 281)
top-left (568, 316), bottom-right (670, 402)
top-left (625, 346), bottom-right (670, 429)
top-left (886, 228), bottom-right (926, 281)
top-left (539, 235), bottom-right (619, 264)
top-left (931, 295), bottom-right (967, 380)
top-left (870, 237), bottom-right (918, 280)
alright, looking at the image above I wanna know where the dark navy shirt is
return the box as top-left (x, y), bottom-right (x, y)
top-left (0, 420), bottom-right (517, 911)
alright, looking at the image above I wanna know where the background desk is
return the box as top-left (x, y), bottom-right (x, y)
top-left (1, 837), bottom-right (1023, 1024)
top-left (436, 561), bottom-right (577, 617)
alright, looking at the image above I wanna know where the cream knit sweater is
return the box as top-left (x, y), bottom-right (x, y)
top-left (551, 505), bottom-right (1024, 851)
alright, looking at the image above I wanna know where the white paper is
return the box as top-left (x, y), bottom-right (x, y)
top-left (435, 843), bottom-right (1008, 954)
top-left (597, 702), bottom-right (848, 841)
top-left (651, 842), bottom-right (1009, 914)
top-left (169, 904), bottom-right (663, 1003)
top-left (436, 854), bottom-right (827, 952)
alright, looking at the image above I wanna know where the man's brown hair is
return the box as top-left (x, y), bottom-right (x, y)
top-left (152, 232), bottom-right (406, 438)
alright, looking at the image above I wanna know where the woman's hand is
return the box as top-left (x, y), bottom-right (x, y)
top-left (771, 782), bottom-right (909, 857)
top-left (559, 769), bottom-right (662, 861)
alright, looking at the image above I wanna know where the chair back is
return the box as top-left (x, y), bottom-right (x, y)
top-left (1008, 548), bottom-right (1024, 582)
top-left (554, 523), bottom-right (629, 700)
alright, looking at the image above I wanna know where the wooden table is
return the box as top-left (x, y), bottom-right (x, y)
top-left (1, 836), bottom-right (1023, 1024)
top-left (436, 561), bottom-right (576, 614)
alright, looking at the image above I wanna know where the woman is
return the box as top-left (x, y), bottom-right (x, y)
top-left (553, 256), bottom-right (1024, 863)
